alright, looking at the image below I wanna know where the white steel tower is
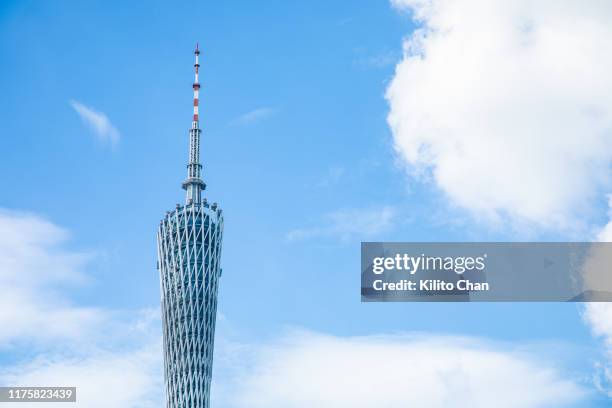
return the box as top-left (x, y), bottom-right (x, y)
top-left (157, 44), bottom-right (224, 408)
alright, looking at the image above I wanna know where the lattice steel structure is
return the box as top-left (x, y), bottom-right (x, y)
top-left (157, 44), bottom-right (224, 408)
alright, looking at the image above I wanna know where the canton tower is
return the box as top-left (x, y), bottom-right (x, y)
top-left (157, 44), bottom-right (224, 408)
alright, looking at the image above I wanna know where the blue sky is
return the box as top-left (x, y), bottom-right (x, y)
top-left (1, 0), bottom-right (612, 407)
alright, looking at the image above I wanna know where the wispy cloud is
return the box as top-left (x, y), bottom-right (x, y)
top-left (287, 206), bottom-right (397, 242)
top-left (315, 166), bottom-right (346, 188)
top-left (230, 107), bottom-right (276, 126)
top-left (353, 49), bottom-right (399, 69)
top-left (70, 100), bottom-right (120, 147)
top-left (336, 17), bottom-right (354, 27)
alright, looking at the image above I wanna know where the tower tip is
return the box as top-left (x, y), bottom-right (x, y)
top-left (192, 44), bottom-right (201, 122)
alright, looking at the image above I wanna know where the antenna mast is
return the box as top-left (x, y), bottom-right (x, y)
top-left (182, 43), bottom-right (206, 204)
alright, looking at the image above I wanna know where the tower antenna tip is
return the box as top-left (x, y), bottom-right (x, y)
top-left (195, 42), bottom-right (200, 54)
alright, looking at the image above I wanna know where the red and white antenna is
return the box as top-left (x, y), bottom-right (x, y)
top-left (193, 43), bottom-right (200, 122)
top-left (183, 43), bottom-right (206, 204)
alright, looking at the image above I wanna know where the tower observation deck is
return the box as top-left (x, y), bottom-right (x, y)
top-left (157, 44), bottom-right (224, 408)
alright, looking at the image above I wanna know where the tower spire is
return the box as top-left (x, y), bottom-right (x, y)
top-left (158, 42), bottom-right (224, 408)
top-left (182, 43), bottom-right (206, 204)
top-left (193, 42), bottom-right (200, 122)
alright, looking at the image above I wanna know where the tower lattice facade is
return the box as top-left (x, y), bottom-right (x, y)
top-left (157, 44), bottom-right (224, 408)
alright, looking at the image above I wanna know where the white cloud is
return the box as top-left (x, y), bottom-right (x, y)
top-left (386, 0), bottom-right (612, 232)
top-left (583, 208), bottom-right (612, 396)
top-left (0, 210), bottom-right (162, 407)
top-left (231, 107), bottom-right (276, 126)
top-left (584, 302), bottom-right (612, 397)
top-left (597, 196), bottom-right (612, 242)
top-left (0, 209), bottom-right (105, 345)
top-left (387, 2), bottom-right (612, 399)
top-left (0, 208), bottom-right (595, 405)
top-left (287, 206), bottom-right (397, 242)
top-left (213, 330), bottom-right (587, 408)
top-left (1, 342), bottom-right (162, 408)
top-left (70, 100), bottom-right (120, 147)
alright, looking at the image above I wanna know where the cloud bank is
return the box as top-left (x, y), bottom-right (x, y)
top-left (387, 1), bottom-right (612, 399)
top-left (0, 210), bottom-right (162, 407)
top-left (0, 210), bottom-right (594, 406)
top-left (214, 330), bottom-right (586, 408)
top-left (70, 100), bottom-right (120, 147)
top-left (0, 210), bottom-right (104, 345)
top-left (387, 0), bottom-right (612, 232)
